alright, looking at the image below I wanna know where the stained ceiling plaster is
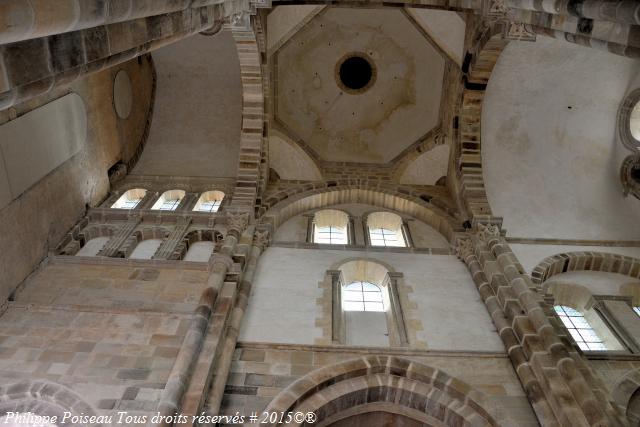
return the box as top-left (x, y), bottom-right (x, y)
top-left (483, 37), bottom-right (640, 241)
top-left (274, 7), bottom-right (447, 165)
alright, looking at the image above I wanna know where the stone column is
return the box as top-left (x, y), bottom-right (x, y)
top-left (153, 218), bottom-right (192, 260)
top-left (327, 270), bottom-right (345, 344)
top-left (205, 228), bottom-right (270, 416)
top-left (96, 217), bottom-right (140, 257)
top-left (155, 212), bottom-right (249, 426)
top-left (387, 272), bottom-right (409, 347)
top-left (459, 223), bottom-right (628, 426)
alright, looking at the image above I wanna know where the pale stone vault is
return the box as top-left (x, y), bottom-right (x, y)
top-left (0, 1), bottom-right (640, 426)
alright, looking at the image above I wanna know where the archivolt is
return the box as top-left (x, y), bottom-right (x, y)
top-left (258, 185), bottom-right (462, 243)
top-left (531, 251), bottom-right (640, 285)
top-left (0, 380), bottom-right (102, 426)
top-left (456, 24), bottom-right (509, 223)
top-left (263, 355), bottom-right (499, 427)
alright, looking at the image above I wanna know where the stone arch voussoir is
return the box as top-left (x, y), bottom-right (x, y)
top-left (263, 356), bottom-right (499, 427)
top-left (259, 185), bottom-right (462, 243)
top-left (531, 251), bottom-right (640, 286)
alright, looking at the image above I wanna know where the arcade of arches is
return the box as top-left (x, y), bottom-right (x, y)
top-left (0, 1), bottom-right (640, 426)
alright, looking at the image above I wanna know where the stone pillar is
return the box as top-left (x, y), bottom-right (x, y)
top-left (458, 223), bottom-right (628, 426)
top-left (153, 218), bottom-right (192, 260)
top-left (155, 212), bottom-right (250, 426)
top-left (328, 270), bottom-right (345, 344)
top-left (387, 272), bottom-right (409, 347)
top-left (205, 227), bottom-right (270, 417)
top-left (96, 217), bottom-right (140, 257)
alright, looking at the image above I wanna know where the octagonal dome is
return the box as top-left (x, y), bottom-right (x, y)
top-left (274, 7), bottom-right (445, 164)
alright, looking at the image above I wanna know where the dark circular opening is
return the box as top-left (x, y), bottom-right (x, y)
top-left (631, 165), bottom-right (640, 183)
top-left (339, 56), bottom-right (373, 91)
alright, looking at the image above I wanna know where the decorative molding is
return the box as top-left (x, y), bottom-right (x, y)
top-left (504, 22), bottom-right (537, 41)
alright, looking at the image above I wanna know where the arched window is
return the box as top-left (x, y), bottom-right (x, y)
top-left (193, 190), bottom-right (225, 212)
top-left (75, 236), bottom-right (110, 257)
top-left (343, 281), bottom-right (384, 312)
top-left (631, 100), bottom-right (640, 142)
top-left (367, 212), bottom-right (406, 247)
top-left (554, 305), bottom-right (606, 351)
top-left (313, 209), bottom-right (349, 244)
top-left (183, 241), bottom-right (215, 262)
top-left (151, 190), bottom-right (185, 211)
top-left (619, 89), bottom-right (640, 151)
top-left (111, 188), bottom-right (146, 209)
top-left (129, 238), bottom-right (163, 259)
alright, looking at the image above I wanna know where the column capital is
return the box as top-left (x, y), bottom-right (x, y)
top-left (226, 212), bottom-right (250, 236)
top-left (253, 230), bottom-right (270, 251)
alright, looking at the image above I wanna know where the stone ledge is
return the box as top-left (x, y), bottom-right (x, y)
top-left (236, 341), bottom-right (507, 358)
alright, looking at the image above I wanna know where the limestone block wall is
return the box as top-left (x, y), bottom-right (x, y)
top-left (0, 56), bottom-right (155, 304)
top-left (0, 306), bottom-right (190, 419)
top-left (217, 344), bottom-right (538, 426)
top-left (0, 261), bottom-right (209, 420)
top-left (239, 247), bottom-right (505, 352)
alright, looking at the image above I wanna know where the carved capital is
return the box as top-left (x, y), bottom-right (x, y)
top-left (504, 22), bottom-right (536, 42)
top-left (226, 212), bottom-right (250, 236)
top-left (477, 223), bottom-right (501, 244)
top-left (455, 237), bottom-right (474, 260)
top-left (621, 154), bottom-right (640, 200)
top-left (486, 0), bottom-right (507, 17)
top-left (253, 230), bottom-right (270, 251)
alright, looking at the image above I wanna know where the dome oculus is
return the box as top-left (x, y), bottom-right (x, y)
top-left (336, 54), bottom-right (376, 93)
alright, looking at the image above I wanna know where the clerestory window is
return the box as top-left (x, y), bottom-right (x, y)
top-left (151, 190), bottom-right (185, 211)
top-left (111, 188), bottom-right (146, 209)
top-left (343, 281), bottom-right (384, 312)
top-left (555, 305), bottom-right (607, 351)
top-left (367, 212), bottom-right (407, 247)
top-left (194, 190), bottom-right (225, 213)
top-left (312, 209), bottom-right (349, 245)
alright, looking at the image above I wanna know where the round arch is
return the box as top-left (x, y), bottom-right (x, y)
top-left (612, 369), bottom-right (640, 424)
top-left (259, 186), bottom-right (461, 243)
top-left (263, 356), bottom-right (499, 427)
top-left (531, 252), bottom-right (640, 286)
top-left (455, 24), bottom-right (509, 222)
top-left (0, 380), bottom-right (103, 426)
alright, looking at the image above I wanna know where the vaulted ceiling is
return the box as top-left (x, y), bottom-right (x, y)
top-left (267, 5), bottom-right (465, 179)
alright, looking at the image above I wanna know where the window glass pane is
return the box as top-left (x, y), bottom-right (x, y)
top-left (343, 281), bottom-right (383, 312)
top-left (343, 300), bottom-right (365, 311)
top-left (554, 305), bottom-right (607, 351)
top-left (634, 307), bottom-right (640, 317)
top-left (314, 225), bottom-right (347, 244)
top-left (568, 316), bottom-right (590, 329)
top-left (344, 283), bottom-right (362, 292)
top-left (198, 200), bottom-right (221, 212)
top-left (577, 342), bottom-right (590, 351)
top-left (344, 291), bottom-right (364, 301)
top-left (578, 329), bottom-right (601, 343)
top-left (368, 227), bottom-right (405, 247)
top-left (361, 282), bottom-right (380, 292)
top-left (364, 302), bottom-right (385, 312)
top-left (559, 316), bottom-right (574, 329)
top-left (568, 329), bottom-right (584, 342)
top-left (159, 199), bottom-right (180, 211)
top-left (588, 342), bottom-right (607, 351)
top-left (363, 292), bottom-right (383, 302)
